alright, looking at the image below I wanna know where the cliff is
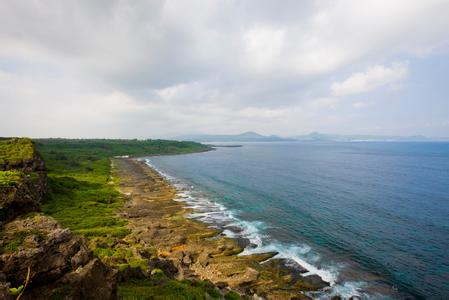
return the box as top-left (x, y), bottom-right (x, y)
top-left (0, 138), bottom-right (117, 299)
top-left (0, 138), bottom-right (47, 224)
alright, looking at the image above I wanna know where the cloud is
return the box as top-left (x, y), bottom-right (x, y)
top-left (307, 97), bottom-right (340, 110)
top-left (1, 1), bottom-right (449, 137)
top-left (352, 101), bottom-right (366, 108)
top-left (242, 26), bottom-right (285, 73)
top-left (331, 62), bottom-right (409, 96)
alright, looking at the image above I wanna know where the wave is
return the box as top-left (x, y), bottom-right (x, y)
top-left (143, 158), bottom-right (371, 299)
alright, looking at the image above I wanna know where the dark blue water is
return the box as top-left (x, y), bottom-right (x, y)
top-left (147, 142), bottom-right (449, 299)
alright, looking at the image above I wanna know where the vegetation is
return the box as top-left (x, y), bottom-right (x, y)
top-left (224, 291), bottom-right (242, 300)
top-left (0, 170), bottom-right (24, 188)
top-left (0, 229), bottom-right (46, 254)
top-left (0, 138), bottom-right (35, 165)
top-left (34, 138), bottom-right (215, 298)
top-left (118, 277), bottom-right (222, 300)
top-left (36, 138), bottom-right (209, 241)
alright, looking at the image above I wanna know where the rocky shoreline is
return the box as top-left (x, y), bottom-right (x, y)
top-left (1, 138), bottom-right (333, 299)
top-left (114, 158), bottom-right (330, 299)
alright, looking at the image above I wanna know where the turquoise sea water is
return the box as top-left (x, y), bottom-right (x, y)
top-left (145, 142), bottom-right (449, 299)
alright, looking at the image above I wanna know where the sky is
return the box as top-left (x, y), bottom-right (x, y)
top-left (1, 0), bottom-right (449, 139)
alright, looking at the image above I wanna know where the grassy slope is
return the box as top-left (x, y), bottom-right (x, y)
top-left (34, 139), bottom-right (234, 299)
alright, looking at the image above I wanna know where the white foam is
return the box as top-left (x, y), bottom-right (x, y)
top-left (240, 242), bottom-right (337, 284)
top-left (308, 281), bottom-right (369, 299)
top-left (142, 158), bottom-right (368, 297)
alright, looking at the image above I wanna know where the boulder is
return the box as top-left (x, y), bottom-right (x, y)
top-left (301, 274), bottom-right (329, 289)
top-left (118, 265), bottom-right (146, 282)
top-left (0, 217), bottom-right (91, 286)
top-left (148, 257), bottom-right (178, 279)
top-left (58, 259), bottom-right (117, 300)
top-left (0, 215), bottom-right (117, 299)
top-left (227, 267), bottom-right (259, 287)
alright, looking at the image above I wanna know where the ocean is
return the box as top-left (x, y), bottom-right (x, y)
top-left (144, 141), bottom-right (449, 299)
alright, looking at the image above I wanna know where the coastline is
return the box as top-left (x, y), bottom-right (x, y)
top-left (113, 157), bottom-right (330, 299)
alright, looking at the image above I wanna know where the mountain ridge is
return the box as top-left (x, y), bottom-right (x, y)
top-left (175, 132), bottom-right (448, 142)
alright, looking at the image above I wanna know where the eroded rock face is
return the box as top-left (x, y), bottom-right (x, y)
top-left (0, 215), bottom-right (117, 300)
top-left (0, 174), bottom-right (47, 225)
top-left (0, 138), bottom-right (45, 173)
top-left (0, 148), bottom-right (47, 224)
top-left (57, 259), bottom-right (118, 300)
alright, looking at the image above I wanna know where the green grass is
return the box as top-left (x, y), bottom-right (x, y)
top-left (224, 291), bottom-right (242, 300)
top-left (34, 139), bottom-right (210, 174)
top-left (30, 139), bottom-right (217, 298)
top-left (118, 278), bottom-right (221, 300)
top-left (0, 138), bottom-right (35, 165)
top-left (42, 175), bottom-right (128, 238)
top-left (0, 170), bottom-right (24, 187)
top-left (37, 138), bottom-right (209, 244)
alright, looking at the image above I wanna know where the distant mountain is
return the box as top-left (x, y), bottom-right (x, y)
top-left (293, 132), bottom-right (439, 142)
top-left (176, 131), bottom-right (447, 143)
top-left (176, 131), bottom-right (295, 142)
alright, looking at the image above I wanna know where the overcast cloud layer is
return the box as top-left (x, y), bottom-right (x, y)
top-left (1, 0), bottom-right (449, 138)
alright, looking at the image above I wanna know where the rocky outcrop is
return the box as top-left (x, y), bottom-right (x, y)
top-left (0, 152), bottom-right (45, 174)
top-left (0, 174), bottom-right (47, 225)
top-left (0, 139), bottom-right (45, 173)
top-left (0, 215), bottom-right (117, 300)
top-left (0, 138), bottom-right (117, 299)
top-left (0, 139), bottom-right (47, 224)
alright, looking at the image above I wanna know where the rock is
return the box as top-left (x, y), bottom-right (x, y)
top-left (0, 175), bottom-right (46, 224)
top-left (118, 265), bottom-right (146, 282)
top-left (182, 253), bottom-right (192, 265)
top-left (0, 139), bottom-right (47, 224)
top-left (301, 274), bottom-right (329, 289)
top-left (197, 251), bottom-right (210, 267)
top-left (148, 257), bottom-right (178, 278)
top-left (0, 216), bottom-right (117, 299)
top-left (228, 267), bottom-right (259, 287)
top-left (235, 237), bottom-right (251, 249)
top-left (0, 272), bottom-right (13, 300)
top-left (215, 281), bottom-right (228, 289)
top-left (245, 252), bottom-right (278, 263)
top-left (1, 219), bottom-right (88, 286)
top-left (70, 243), bottom-right (92, 268)
top-left (22, 234), bottom-right (40, 248)
top-left (252, 294), bottom-right (263, 300)
top-left (0, 281), bottom-right (13, 300)
top-left (59, 259), bottom-right (117, 300)
top-left (170, 250), bottom-right (184, 262)
top-left (0, 139), bottom-right (46, 173)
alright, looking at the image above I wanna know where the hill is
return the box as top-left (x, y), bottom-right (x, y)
top-left (177, 131), bottom-right (295, 142)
